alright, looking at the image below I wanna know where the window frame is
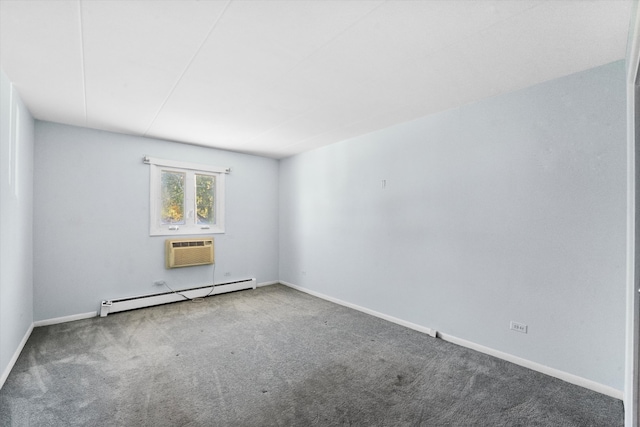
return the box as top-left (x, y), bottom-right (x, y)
top-left (145, 157), bottom-right (229, 236)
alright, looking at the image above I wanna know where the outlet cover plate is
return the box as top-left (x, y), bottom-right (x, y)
top-left (510, 321), bottom-right (528, 334)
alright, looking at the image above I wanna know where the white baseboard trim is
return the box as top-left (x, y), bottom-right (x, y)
top-left (257, 280), bottom-right (279, 287)
top-left (280, 281), bottom-right (623, 401)
top-left (34, 311), bottom-right (97, 327)
top-left (0, 323), bottom-right (33, 390)
top-left (439, 332), bottom-right (623, 400)
top-left (281, 281), bottom-right (437, 337)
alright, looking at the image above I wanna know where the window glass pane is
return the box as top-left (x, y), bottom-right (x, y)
top-left (196, 174), bottom-right (215, 224)
top-left (161, 170), bottom-right (185, 224)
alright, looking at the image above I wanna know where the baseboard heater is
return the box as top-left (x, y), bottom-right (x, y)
top-left (99, 278), bottom-right (256, 317)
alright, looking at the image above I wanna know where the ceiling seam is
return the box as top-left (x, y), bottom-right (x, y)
top-left (143, 0), bottom-right (233, 137)
top-left (78, 0), bottom-right (88, 126)
top-left (251, 0), bottom-right (549, 153)
top-left (231, 0), bottom-right (388, 149)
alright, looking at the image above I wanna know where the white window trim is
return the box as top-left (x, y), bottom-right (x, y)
top-left (145, 156), bottom-right (229, 236)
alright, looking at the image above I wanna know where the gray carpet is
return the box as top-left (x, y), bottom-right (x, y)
top-left (0, 284), bottom-right (623, 426)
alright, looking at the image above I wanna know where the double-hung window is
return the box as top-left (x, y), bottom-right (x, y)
top-left (145, 157), bottom-right (229, 236)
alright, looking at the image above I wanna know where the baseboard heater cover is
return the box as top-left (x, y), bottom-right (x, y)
top-left (100, 278), bottom-right (256, 317)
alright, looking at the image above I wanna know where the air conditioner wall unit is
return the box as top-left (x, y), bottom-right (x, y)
top-left (165, 237), bottom-right (214, 269)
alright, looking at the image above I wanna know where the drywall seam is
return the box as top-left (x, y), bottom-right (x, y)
top-left (0, 323), bottom-right (33, 390)
top-left (279, 281), bottom-right (623, 400)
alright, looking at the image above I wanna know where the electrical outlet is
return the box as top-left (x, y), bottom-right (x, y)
top-left (510, 321), bottom-right (528, 334)
top-left (224, 272), bottom-right (231, 277)
top-left (154, 281), bottom-right (165, 286)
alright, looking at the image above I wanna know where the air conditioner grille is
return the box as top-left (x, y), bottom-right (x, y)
top-left (172, 241), bottom-right (210, 248)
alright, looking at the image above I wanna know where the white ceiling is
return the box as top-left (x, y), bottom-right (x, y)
top-left (0, 0), bottom-right (633, 159)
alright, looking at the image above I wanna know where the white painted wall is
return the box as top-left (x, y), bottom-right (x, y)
top-left (279, 61), bottom-right (627, 391)
top-left (33, 122), bottom-right (279, 321)
top-left (0, 69), bottom-right (34, 387)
